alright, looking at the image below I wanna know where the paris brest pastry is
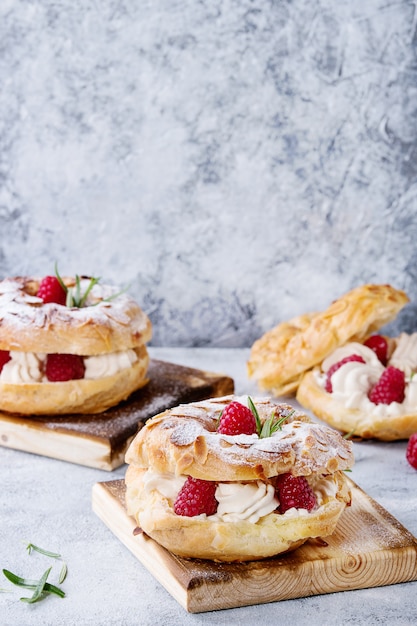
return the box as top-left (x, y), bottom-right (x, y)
top-left (124, 395), bottom-right (353, 562)
top-left (0, 274), bottom-right (152, 415)
top-left (247, 284), bottom-right (409, 397)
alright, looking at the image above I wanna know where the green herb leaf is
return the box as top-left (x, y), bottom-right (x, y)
top-left (58, 562), bottom-right (68, 584)
top-left (102, 284), bottom-right (129, 302)
top-left (20, 567), bottom-right (52, 604)
top-left (66, 275), bottom-right (101, 308)
top-left (260, 412), bottom-right (289, 438)
top-left (260, 416), bottom-right (273, 438)
top-left (54, 263), bottom-right (68, 295)
top-left (247, 398), bottom-right (294, 438)
top-left (247, 396), bottom-right (262, 435)
top-left (2, 569), bottom-right (65, 600)
top-left (26, 543), bottom-right (61, 559)
top-left (78, 275), bottom-right (100, 308)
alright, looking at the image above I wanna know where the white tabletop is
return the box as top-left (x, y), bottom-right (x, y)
top-left (1, 348), bottom-right (417, 626)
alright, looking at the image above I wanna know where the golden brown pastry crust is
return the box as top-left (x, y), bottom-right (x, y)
top-left (125, 396), bottom-right (354, 480)
top-left (297, 366), bottom-right (417, 442)
top-left (247, 284), bottom-right (409, 396)
top-left (125, 395), bottom-right (354, 561)
top-left (0, 276), bottom-right (152, 354)
top-left (0, 276), bottom-right (152, 414)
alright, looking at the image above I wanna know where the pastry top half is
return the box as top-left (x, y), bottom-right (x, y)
top-left (125, 395), bottom-right (353, 481)
top-left (247, 284), bottom-right (409, 396)
top-left (0, 276), bottom-right (152, 355)
top-left (124, 395), bottom-right (354, 561)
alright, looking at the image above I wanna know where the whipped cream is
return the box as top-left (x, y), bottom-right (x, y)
top-left (84, 349), bottom-right (138, 379)
top-left (389, 333), bottom-right (417, 377)
top-left (1, 351), bottom-right (45, 383)
top-left (141, 470), bottom-right (339, 523)
top-left (317, 334), bottom-right (417, 416)
top-left (0, 349), bottom-right (139, 383)
top-left (212, 481), bottom-right (277, 523)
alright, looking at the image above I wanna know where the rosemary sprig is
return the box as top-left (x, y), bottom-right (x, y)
top-left (260, 412), bottom-right (290, 438)
top-left (247, 396), bottom-right (294, 439)
top-left (247, 396), bottom-right (262, 434)
top-left (2, 542), bottom-right (68, 604)
top-left (2, 569), bottom-right (65, 601)
top-left (26, 542), bottom-right (68, 584)
top-left (26, 543), bottom-right (62, 559)
top-left (66, 274), bottom-right (101, 308)
top-left (58, 562), bottom-right (68, 584)
top-left (21, 567), bottom-right (52, 604)
top-left (55, 263), bottom-right (128, 308)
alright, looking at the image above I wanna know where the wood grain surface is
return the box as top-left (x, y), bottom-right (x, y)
top-left (0, 359), bottom-right (234, 470)
top-left (92, 478), bottom-right (417, 613)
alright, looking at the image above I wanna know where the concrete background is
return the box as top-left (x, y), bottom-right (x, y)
top-left (1, 0), bottom-right (417, 346)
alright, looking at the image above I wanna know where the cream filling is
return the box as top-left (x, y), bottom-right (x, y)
top-left (141, 470), bottom-right (339, 523)
top-left (0, 348), bottom-right (138, 383)
top-left (317, 334), bottom-right (417, 416)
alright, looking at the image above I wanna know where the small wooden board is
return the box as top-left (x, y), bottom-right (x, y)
top-left (92, 479), bottom-right (417, 613)
top-left (0, 359), bottom-right (234, 470)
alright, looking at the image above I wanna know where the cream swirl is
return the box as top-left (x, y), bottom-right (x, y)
top-left (389, 332), bottom-right (417, 377)
top-left (142, 471), bottom-right (187, 501)
top-left (211, 481), bottom-right (277, 523)
top-left (84, 349), bottom-right (138, 379)
top-left (1, 351), bottom-right (44, 383)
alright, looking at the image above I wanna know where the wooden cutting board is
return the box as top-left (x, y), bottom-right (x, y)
top-left (92, 478), bottom-right (417, 613)
top-left (0, 359), bottom-right (234, 470)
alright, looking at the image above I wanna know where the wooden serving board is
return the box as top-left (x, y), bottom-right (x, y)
top-left (92, 478), bottom-right (417, 613)
top-left (0, 359), bottom-right (234, 470)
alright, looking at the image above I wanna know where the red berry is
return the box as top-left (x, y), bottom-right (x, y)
top-left (0, 350), bottom-right (11, 373)
top-left (37, 276), bottom-right (67, 305)
top-left (368, 366), bottom-right (405, 405)
top-left (45, 353), bottom-right (85, 382)
top-left (325, 354), bottom-right (366, 393)
top-left (173, 476), bottom-right (218, 517)
top-left (217, 401), bottom-right (257, 435)
top-left (364, 335), bottom-right (388, 365)
top-left (406, 433), bottom-right (417, 470)
top-left (275, 473), bottom-right (316, 514)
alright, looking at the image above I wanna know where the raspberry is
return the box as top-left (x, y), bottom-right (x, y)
top-left (325, 354), bottom-right (365, 393)
top-left (275, 473), bottom-right (316, 514)
top-left (0, 350), bottom-right (11, 373)
top-left (368, 366), bottom-right (405, 405)
top-left (406, 433), bottom-right (417, 470)
top-left (364, 335), bottom-right (388, 365)
top-left (45, 353), bottom-right (85, 382)
top-left (173, 476), bottom-right (218, 517)
top-left (217, 401), bottom-right (257, 435)
top-left (37, 276), bottom-right (67, 305)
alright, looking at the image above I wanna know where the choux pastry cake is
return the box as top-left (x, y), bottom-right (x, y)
top-left (0, 273), bottom-right (152, 415)
top-left (296, 331), bottom-right (417, 441)
top-left (125, 395), bottom-right (354, 561)
top-left (247, 284), bottom-right (409, 396)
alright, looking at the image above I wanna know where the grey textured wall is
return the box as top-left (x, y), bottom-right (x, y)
top-left (1, 0), bottom-right (416, 346)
